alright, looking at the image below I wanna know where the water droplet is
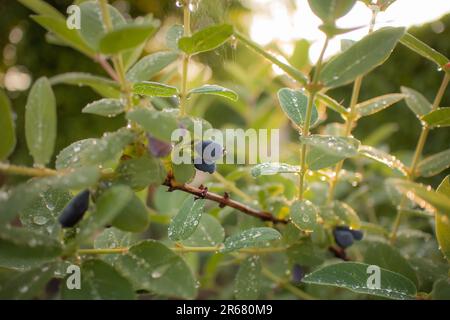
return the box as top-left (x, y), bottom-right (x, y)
top-left (33, 215), bottom-right (48, 225)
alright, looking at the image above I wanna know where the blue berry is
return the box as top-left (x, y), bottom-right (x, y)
top-left (349, 229), bottom-right (364, 241)
top-left (291, 264), bottom-right (305, 283)
top-left (333, 228), bottom-right (354, 249)
top-left (58, 190), bottom-right (90, 228)
top-left (194, 161), bottom-right (216, 174)
top-left (195, 140), bottom-right (223, 162)
top-left (147, 134), bottom-right (172, 158)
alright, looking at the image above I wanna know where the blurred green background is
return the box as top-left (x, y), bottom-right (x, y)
top-left (0, 0), bottom-right (449, 188)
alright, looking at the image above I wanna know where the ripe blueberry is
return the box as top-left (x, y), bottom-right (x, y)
top-left (349, 229), bottom-right (364, 241)
top-left (291, 264), bottom-right (305, 283)
top-left (195, 140), bottom-right (223, 163)
top-left (194, 161), bottom-right (216, 174)
top-left (58, 190), bottom-right (90, 228)
top-left (333, 227), bottom-right (354, 249)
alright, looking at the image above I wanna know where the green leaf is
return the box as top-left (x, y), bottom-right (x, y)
top-left (18, 0), bottom-right (65, 19)
top-left (0, 226), bottom-right (62, 269)
top-left (417, 149), bottom-right (450, 177)
top-left (287, 242), bottom-right (325, 267)
top-left (290, 200), bottom-right (319, 232)
top-left (277, 88), bottom-right (318, 127)
top-left (79, 1), bottom-right (126, 51)
top-left (181, 214), bottom-right (225, 247)
top-left (166, 24), bottom-right (184, 51)
top-left (31, 15), bottom-right (95, 57)
top-left (178, 24), bottom-right (233, 55)
top-left (340, 39), bottom-right (355, 51)
top-left (172, 163), bottom-right (196, 184)
top-left (99, 22), bottom-right (158, 54)
top-left (50, 72), bottom-right (120, 98)
top-left (320, 27), bottom-right (405, 89)
top-left (82, 98), bottom-right (125, 117)
top-left (94, 228), bottom-right (135, 264)
top-left (386, 178), bottom-right (450, 215)
top-left (436, 175), bottom-right (450, 261)
top-left (20, 187), bottom-right (71, 238)
top-left (25, 77), bottom-right (56, 166)
top-left (62, 259), bottom-right (135, 300)
top-left (0, 89), bottom-right (16, 160)
top-left (234, 256), bottom-right (261, 300)
top-left (422, 108), bottom-right (450, 128)
top-left (400, 32), bottom-right (449, 68)
top-left (307, 0), bottom-right (356, 23)
top-left (0, 263), bottom-right (56, 299)
top-left (358, 145), bottom-right (408, 176)
top-left (431, 278), bottom-right (450, 300)
top-left (126, 109), bottom-right (178, 143)
top-left (126, 51), bottom-right (178, 82)
top-left (115, 155), bottom-right (167, 190)
top-left (44, 166), bottom-right (101, 190)
top-left (188, 84), bottom-right (238, 101)
top-left (315, 92), bottom-right (348, 116)
top-left (221, 227), bottom-right (281, 253)
top-left (133, 81), bottom-right (179, 97)
top-left (77, 185), bottom-right (134, 241)
top-left (114, 240), bottom-right (197, 299)
top-left (251, 162), bottom-right (299, 177)
top-left (112, 194), bottom-right (150, 233)
top-left (55, 128), bottom-right (135, 169)
top-left (301, 135), bottom-right (360, 170)
top-left (356, 93), bottom-right (404, 117)
top-left (168, 197), bottom-right (206, 241)
top-left (401, 86), bottom-right (432, 117)
top-left (330, 201), bottom-right (361, 229)
top-left (303, 262), bottom-right (417, 300)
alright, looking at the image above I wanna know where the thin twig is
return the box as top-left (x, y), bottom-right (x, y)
top-left (95, 54), bottom-right (119, 82)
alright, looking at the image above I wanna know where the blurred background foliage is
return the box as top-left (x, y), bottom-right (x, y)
top-left (0, 0), bottom-right (449, 215)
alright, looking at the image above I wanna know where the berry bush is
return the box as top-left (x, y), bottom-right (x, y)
top-left (0, 0), bottom-right (449, 300)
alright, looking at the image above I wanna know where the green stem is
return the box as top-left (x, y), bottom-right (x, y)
top-left (0, 163), bottom-right (58, 177)
top-left (390, 72), bottom-right (449, 243)
top-left (298, 36), bottom-right (329, 199)
top-left (179, 0), bottom-right (191, 116)
top-left (261, 268), bottom-right (315, 300)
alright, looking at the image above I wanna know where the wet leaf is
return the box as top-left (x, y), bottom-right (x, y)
top-left (0, 89), bottom-right (16, 160)
top-left (222, 227), bottom-right (281, 253)
top-left (82, 98), bottom-right (125, 117)
top-left (290, 200), bottom-right (319, 232)
top-left (401, 86), bottom-right (432, 117)
top-left (188, 84), bottom-right (238, 101)
top-left (126, 109), bottom-right (178, 143)
top-left (133, 81), bottom-right (178, 97)
top-left (178, 24), bottom-right (233, 55)
top-left (168, 197), bottom-right (205, 241)
top-left (356, 93), bottom-right (404, 117)
top-left (359, 145), bottom-right (408, 175)
top-left (234, 256), bottom-right (261, 300)
top-left (126, 51), bottom-right (178, 82)
top-left (278, 88), bottom-right (318, 127)
top-left (251, 162), bottom-right (299, 177)
top-left (417, 149), bottom-right (450, 177)
top-left (182, 214), bottom-right (224, 247)
top-left (422, 108), bottom-right (450, 128)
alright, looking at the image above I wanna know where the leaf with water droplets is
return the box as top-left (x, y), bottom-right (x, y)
top-left (301, 135), bottom-right (360, 170)
top-left (168, 197), bottom-right (205, 241)
top-left (126, 109), bottom-right (178, 143)
top-left (251, 162), bottom-right (299, 177)
top-left (82, 98), bottom-right (125, 117)
top-left (359, 145), bottom-right (408, 176)
top-left (20, 187), bottom-right (71, 238)
top-left (178, 24), bottom-right (233, 55)
top-left (290, 200), bottom-right (319, 232)
top-left (99, 22), bottom-right (158, 54)
top-left (315, 92), bottom-right (348, 116)
top-left (25, 77), bottom-right (56, 166)
top-left (303, 262), bottom-right (417, 300)
top-left (287, 242), bottom-right (325, 267)
top-left (356, 93), bottom-right (405, 117)
top-left (0, 89), bottom-right (16, 160)
top-left (112, 194), bottom-right (150, 233)
top-left (166, 24), bottom-right (184, 51)
top-left (126, 51), bottom-right (178, 82)
top-left (401, 86), bottom-right (432, 117)
top-left (45, 166), bottom-right (101, 190)
top-left (320, 27), bottom-right (405, 89)
top-left (436, 175), bottom-right (450, 261)
top-left (277, 88), bottom-right (318, 127)
top-left (422, 108), bottom-right (450, 128)
top-left (55, 128), bottom-right (135, 169)
top-left (0, 226), bottom-right (62, 269)
top-left (114, 240), bottom-right (197, 299)
top-left (133, 81), bottom-right (178, 97)
top-left (115, 155), bottom-right (167, 190)
top-left (181, 214), bottom-right (224, 247)
top-left (364, 241), bottom-right (418, 286)
top-left (94, 227), bottom-right (135, 264)
top-left (330, 201), bottom-right (361, 229)
top-left (221, 227), bottom-right (281, 253)
top-left (188, 84), bottom-right (238, 101)
top-left (400, 32), bottom-right (449, 68)
top-left (62, 259), bottom-right (135, 300)
top-left (49, 72), bottom-right (120, 98)
top-left (417, 149), bottom-right (450, 178)
top-left (234, 256), bottom-right (261, 300)
top-left (0, 263), bottom-right (56, 299)
top-left (77, 185), bottom-right (134, 242)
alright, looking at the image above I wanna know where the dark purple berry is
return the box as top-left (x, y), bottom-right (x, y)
top-left (58, 190), bottom-right (90, 228)
top-left (333, 228), bottom-right (354, 249)
top-left (291, 264), bottom-right (305, 283)
top-left (349, 229), bottom-right (364, 241)
top-left (195, 140), bottom-right (223, 162)
top-left (147, 134), bottom-right (172, 158)
top-left (194, 161), bottom-right (216, 174)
